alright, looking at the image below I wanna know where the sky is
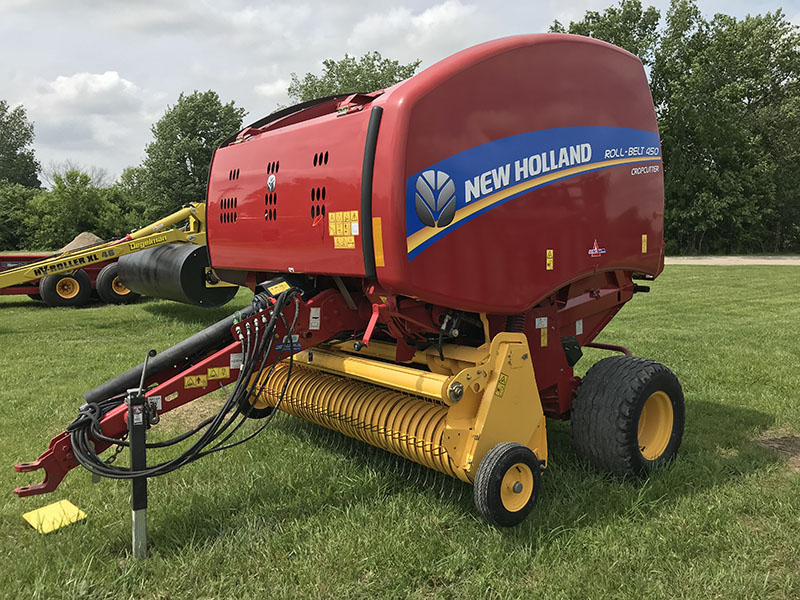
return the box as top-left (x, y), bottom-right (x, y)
top-left (2, 0), bottom-right (798, 181)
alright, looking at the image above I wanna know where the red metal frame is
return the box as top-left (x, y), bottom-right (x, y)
top-left (14, 289), bottom-right (365, 497)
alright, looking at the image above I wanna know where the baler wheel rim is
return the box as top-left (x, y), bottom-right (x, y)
top-left (638, 390), bottom-right (674, 460)
top-left (499, 462), bottom-right (534, 512)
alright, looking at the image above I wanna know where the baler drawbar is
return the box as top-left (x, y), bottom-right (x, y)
top-left (14, 34), bottom-right (685, 529)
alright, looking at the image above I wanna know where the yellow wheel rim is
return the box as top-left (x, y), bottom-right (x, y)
top-left (500, 462), bottom-right (534, 512)
top-left (112, 276), bottom-right (131, 296)
top-left (56, 277), bottom-right (80, 299)
top-left (638, 391), bottom-right (674, 460)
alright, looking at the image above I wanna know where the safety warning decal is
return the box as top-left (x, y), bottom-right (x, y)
top-left (329, 210), bottom-right (360, 249)
top-left (267, 281), bottom-right (290, 295)
top-left (207, 366), bottom-right (230, 380)
top-left (495, 373), bottom-right (508, 398)
top-left (184, 375), bottom-right (208, 389)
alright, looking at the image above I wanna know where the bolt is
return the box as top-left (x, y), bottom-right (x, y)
top-left (466, 374), bottom-right (471, 380)
top-left (448, 381), bottom-right (464, 403)
top-left (522, 353), bottom-right (528, 360)
top-left (513, 482), bottom-right (523, 494)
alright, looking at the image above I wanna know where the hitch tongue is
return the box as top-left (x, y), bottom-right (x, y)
top-left (13, 432), bottom-right (74, 497)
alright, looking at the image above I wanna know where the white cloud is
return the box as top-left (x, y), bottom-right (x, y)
top-left (0, 0), bottom-right (783, 179)
top-left (348, 1), bottom-right (481, 63)
top-left (254, 79), bottom-right (290, 102)
top-left (19, 72), bottom-right (159, 176)
top-left (29, 72), bottom-right (144, 116)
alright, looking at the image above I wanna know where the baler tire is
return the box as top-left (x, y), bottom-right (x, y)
top-left (473, 442), bottom-right (541, 527)
top-left (39, 270), bottom-right (92, 307)
top-left (571, 356), bottom-right (685, 477)
top-left (238, 395), bottom-right (275, 419)
top-left (96, 263), bottom-right (139, 304)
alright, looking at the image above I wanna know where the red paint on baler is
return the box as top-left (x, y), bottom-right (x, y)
top-left (207, 34), bottom-right (663, 315)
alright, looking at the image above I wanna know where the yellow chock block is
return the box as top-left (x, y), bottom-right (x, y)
top-left (22, 499), bottom-right (86, 533)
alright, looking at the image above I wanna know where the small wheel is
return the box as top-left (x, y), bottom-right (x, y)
top-left (39, 270), bottom-right (92, 307)
top-left (473, 442), bottom-right (541, 527)
top-left (96, 262), bottom-right (140, 304)
top-left (238, 393), bottom-right (275, 419)
top-left (571, 355), bottom-right (685, 477)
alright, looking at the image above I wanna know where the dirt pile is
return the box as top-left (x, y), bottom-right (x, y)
top-left (59, 232), bottom-right (105, 253)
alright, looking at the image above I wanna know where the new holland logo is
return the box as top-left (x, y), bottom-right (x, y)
top-left (415, 170), bottom-right (456, 228)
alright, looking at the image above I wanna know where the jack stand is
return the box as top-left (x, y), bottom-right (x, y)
top-left (127, 349), bottom-right (156, 560)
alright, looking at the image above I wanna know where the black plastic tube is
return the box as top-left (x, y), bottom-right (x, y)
top-left (83, 305), bottom-right (255, 403)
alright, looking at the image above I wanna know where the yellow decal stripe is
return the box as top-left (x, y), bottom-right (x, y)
top-left (373, 217), bottom-right (385, 267)
top-left (406, 156), bottom-right (661, 254)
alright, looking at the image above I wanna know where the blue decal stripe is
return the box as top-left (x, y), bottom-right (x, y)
top-left (407, 156), bottom-right (660, 259)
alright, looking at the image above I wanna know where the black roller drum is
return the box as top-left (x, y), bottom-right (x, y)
top-left (117, 243), bottom-right (238, 307)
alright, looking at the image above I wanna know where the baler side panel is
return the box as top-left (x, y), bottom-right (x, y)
top-left (207, 111), bottom-right (372, 277)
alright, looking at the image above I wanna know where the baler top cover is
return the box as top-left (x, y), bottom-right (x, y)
top-left (207, 34), bottom-right (664, 313)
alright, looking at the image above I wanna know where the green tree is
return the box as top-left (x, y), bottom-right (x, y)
top-left (0, 100), bottom-right (41, 188)
top-left (140, 91), bottom-right (246, 219)
top-left (0, 181), bottom-right (38, 249)
top-left (554, 0), bottom-right (800, 254)
top-left (550, 0), bottom-right (661, 66)
top-left (25, 170), bottom-right (108, 249)
top-left (652, 2), bottom-right (800, 253)
top-left (288, 52), bottom-right (421, 102)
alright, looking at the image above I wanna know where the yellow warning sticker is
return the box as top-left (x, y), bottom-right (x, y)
top-left (267, 281), bottom-right (290, 295)
top-left (207, 366), bottom-right (230, 380)
top-left (334, 236), bottom-right (356, 249)
top-left (540, 328), bottom-right (548, 347)
top-left (641, 234), bottom-right (648, 253)
top-left (495, 373), bottom-right (508, 398)
top-left (23, 499), bottom-right (86, 534)
top-left (546, 249), bottom-right (554, 271)
top-left (184, 375), bottom-right (208, 389)
top-left (328, 211), bottom-right (360, 245)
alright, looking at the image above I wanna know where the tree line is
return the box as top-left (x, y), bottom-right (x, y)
top-left (1, 0), bottom-right (798, 254)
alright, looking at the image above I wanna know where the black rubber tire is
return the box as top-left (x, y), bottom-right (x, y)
top-left (473, 442), bottom-right (541, 527)
top-left (39, 270), bottom-right (92, 307)
top-left (96, 262), bottom-right (140, 304)
top-left (571, 355), bottom-right (685, 477)
top-left (238, 395), bottom-right (275, 419)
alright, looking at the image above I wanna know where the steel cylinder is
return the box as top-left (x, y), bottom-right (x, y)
top-left (253, 364), bottom-right (465, 480)
top-left (117, 243), bottom-right (237, 307)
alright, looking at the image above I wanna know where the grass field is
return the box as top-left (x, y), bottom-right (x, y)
top-left (1, 266), bottom-right (799, 599)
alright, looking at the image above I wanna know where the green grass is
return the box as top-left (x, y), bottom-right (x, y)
top-left (1, 267), bottom-right (799, 599)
